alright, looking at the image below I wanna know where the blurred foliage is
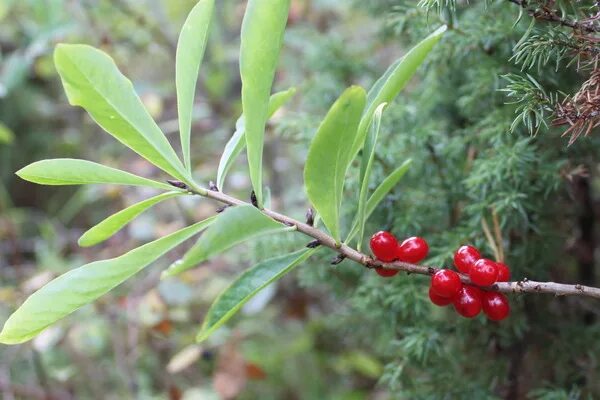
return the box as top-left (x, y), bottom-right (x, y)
top-left (2, 0), bottom-right (600, 399)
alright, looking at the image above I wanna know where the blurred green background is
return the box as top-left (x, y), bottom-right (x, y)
top-left (2, 1), bottom-right (600, 399)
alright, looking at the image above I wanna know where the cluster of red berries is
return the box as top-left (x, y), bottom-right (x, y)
top-left (369, 231), bottom-right (429, 277)
top-left (369, 232), bottom-right (511, 321)
top-left (430, 245), bottom-right (510, 321)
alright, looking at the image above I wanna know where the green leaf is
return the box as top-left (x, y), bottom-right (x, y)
top-left (78, 191), bottom-right (184, 247)
top-left (176, 0), bottom-right (214, 171)
top-left (0, 218), bottom-right (215, 344)
top-left (304, 86), bottom-right (366, 243)
top-left (216, 87), bottom-right (296, 191)
top-left (266, 87), bottom-right (297, 117)
top-left (263, 186), bottom-right (272, 209)
top-left (54, 44), bottom-right (188, 181)
top-left (16, 159), bottom-right (174, 190)
top-left (0, 122), bottom-right (15, 144)
top-left (162, 204), bottom-right (291, 277)
top-left (197, 248), bottom-right (315, 342)
top-left (351, 25), bottom-right (447, 156)
top-left (356, 103), bottom-right (386, 251)
top-left (346, 159), bottom-right (412, 244)
top-left (240, 0), bottom-right (290, 207)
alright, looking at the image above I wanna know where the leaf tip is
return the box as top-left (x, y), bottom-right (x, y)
top-left (400, 158), bottom-right (414, 170)
top-left (53, 42), bottom-right (68, 54)
top-left (375, 102), bottom-right (388, 113)
top-left (347, 85), bottom-right (367, 97)
top-left (14, 167), bottom-right (25, 179)
top-left (160, 262), bottom-right (181, 280)
top-left (77, 235), bottom-right (93, 248)
top-left (0, 324), bottom-right (23, 345)
top-left (14, 163), bottom-right (36, 183)
top-left (53, 43), bottom-right (77, 63)
top-left (434, 25), bottom-right (448, 36)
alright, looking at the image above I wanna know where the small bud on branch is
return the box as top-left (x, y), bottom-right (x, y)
top-left (167, 180), bottom-right (188, 190)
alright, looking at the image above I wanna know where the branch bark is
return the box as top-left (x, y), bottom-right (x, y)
top-left (188, 186), bottom-right (600, 300)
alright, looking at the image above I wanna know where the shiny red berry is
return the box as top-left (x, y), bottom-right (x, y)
top-left (453, 286), bottom-right (482, 318)
top-left (482, 291), bottom-right (510, 321)
top-left (431, 269), bottom-right (462, 299)
top-left (496, 262), bottom-right (511, 282)
top-left (469, 258), bottom-right (499, 286)
top-left (375, 267), bottom-right (399, 278)
top-left (370, 231), bottom-right (398, 262)
top-left (428, 286), bottom-right (453, 306)
top-left (397, 236), bottom-right (429, 263)
top-left (453, 245), bottom-right (481, 273)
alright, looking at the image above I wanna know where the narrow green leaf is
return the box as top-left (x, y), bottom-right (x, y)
top-left (266, 87), bottom-right (297, 117)
top-left (162, 204), bottom-right (290, 277)
top-left (263, 186), bottom-right (272, 210)
top-left (0, 218), bottom-right (215, 344)
top-left (366, 159), bottom-right (412, 217)
top-left (304, 86), bottom-right (366, 243)
top-left (240, 0), bottom-right (290, 207)
top-left (16, 159), bottom-right (174, 190)
top-left (346, 159), bottom-right (412, 244)
top-left (54, 44), bottom-right (188, 181)
top-left (197, 248), bottom-right (315, 342)
top-left (351, 25), bottom-right (447, 156)
top-left (356, 103), bottom-right (386, 251)
top-left (78, 191), bottom-right (184, 247)
top-left (216, 87), bottom-right (296, 191)
top-left (176, 0), bottom-right (215, 171)
top-left (0, 122), bottom-right (14, 144)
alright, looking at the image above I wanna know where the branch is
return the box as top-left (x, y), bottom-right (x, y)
top-left (186, 185), bottom-right (600, 300)
top-left (506, 0), bottom-right (600, 33)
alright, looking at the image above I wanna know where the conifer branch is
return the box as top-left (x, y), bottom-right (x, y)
top-left (190, 187), bottom-right (600, 300)
top-left (506, 0), bottom-right (600, 33)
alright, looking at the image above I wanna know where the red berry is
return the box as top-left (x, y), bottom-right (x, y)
top-left (428, 286), bottom-right (453, 306)
top-left (453, 245), bottom-right (481, 273)
top-left (431, 269), bottom-right (462, 299)
top-left (496, 262), bottom-right (511, 282)
top-left (453, 286), bottom-right (482, 318)
top-left (469, 258), bottom-right (499, 286)
top-left (370, 231), bottom-right (398, 262)
top-left (467, 285), bottom-right (483, 298)
top-left (397, 236), bottom-right (429, 263)
top-left (375, 267), bottom-right (399, 278)
top-left (482, 291), bottom-right (510, 321)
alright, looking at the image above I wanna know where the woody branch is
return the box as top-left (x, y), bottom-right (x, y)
top-left (182, 183), bottom-right (600, 300)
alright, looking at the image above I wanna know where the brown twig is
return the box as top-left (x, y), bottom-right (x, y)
top-left (189, 187), bottom-right (600, 300)
top-left (506, 0), bottom-right (600, 33)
